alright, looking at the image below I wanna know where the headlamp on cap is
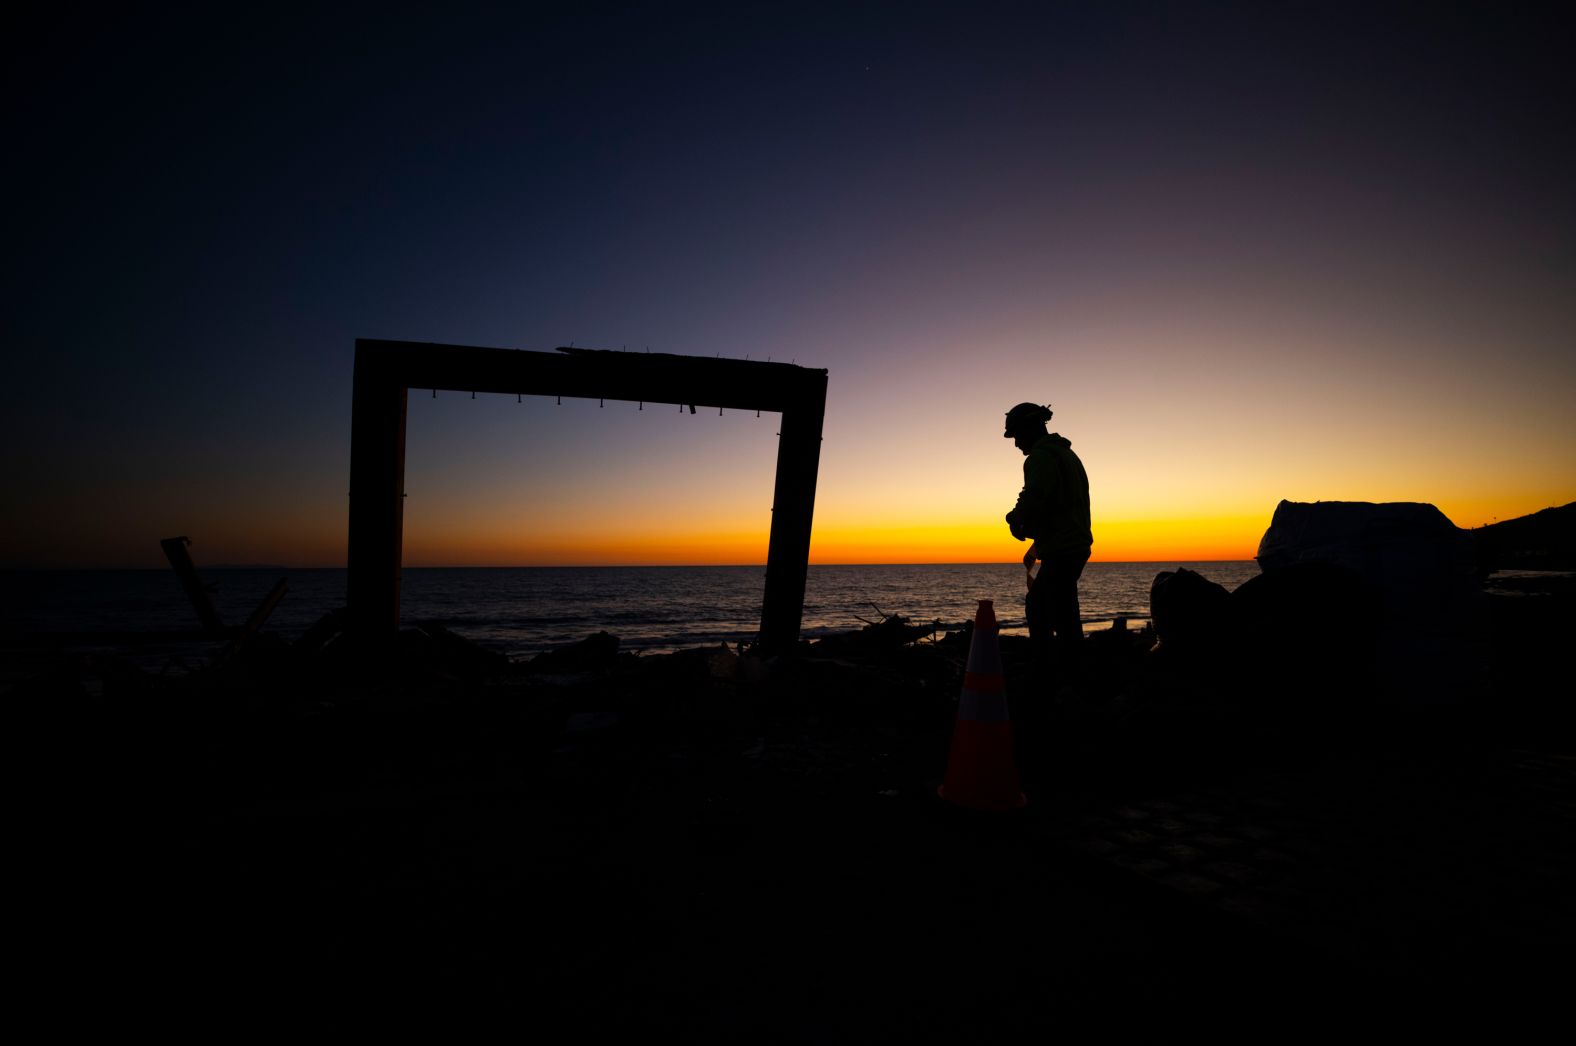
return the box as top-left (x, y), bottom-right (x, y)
top-left (1003, 402), bottom-right (1053, 437)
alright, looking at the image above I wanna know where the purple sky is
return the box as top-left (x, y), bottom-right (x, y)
top-left (6, 3), bottom-right (1572, 566)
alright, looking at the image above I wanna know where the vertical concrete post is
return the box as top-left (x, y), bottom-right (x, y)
top-left (346, 343), bottom-right (407, 639)
top-left (760, 374), bottom-right (827, 655)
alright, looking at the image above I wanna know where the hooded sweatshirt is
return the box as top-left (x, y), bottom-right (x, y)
top-left (1010, 432), bottom-right (1092, 554)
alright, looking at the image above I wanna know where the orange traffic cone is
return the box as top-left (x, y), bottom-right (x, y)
top-left (938, 599), bottom-right (1026, 811)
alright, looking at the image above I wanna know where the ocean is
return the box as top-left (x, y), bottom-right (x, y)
top-left (2, 562), bottom-right (1260, 660)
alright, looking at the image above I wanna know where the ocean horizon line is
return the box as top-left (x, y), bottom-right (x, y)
top-left (3, 559), bottom-right (1258, 572)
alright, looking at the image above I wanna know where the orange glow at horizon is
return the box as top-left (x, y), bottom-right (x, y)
top-left (390, 494), bottom-right (1572, 568)
top-left (53, 363), bottom-right (1566, 573)
top-left (395, 511), bottom-right (1273, 567)
top-left (58, 488), bottom-right (1568, 571)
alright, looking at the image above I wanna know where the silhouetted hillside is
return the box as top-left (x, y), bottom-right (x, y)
top-left (1475, 502), bottom-right (1576, 570)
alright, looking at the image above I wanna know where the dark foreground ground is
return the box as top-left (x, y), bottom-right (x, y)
top-left (21, 575), bottom-right (1574, 1037)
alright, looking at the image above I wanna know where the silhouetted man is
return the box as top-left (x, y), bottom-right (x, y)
top-left (1004, 402), bottom-right (1092, 693)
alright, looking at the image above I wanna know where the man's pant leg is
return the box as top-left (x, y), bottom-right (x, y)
top-left (1028, 548), bottom-right (1090, 690)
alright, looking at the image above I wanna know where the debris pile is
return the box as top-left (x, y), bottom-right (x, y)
top-left (9, 504), bottom-right (1572, 1031)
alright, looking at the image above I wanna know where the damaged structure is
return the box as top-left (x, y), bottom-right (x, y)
top-left (346, 338), bottom-right (829, 654)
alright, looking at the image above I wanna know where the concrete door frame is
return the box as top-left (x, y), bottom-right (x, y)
top-left (347, 338), bottom-right (828, 655)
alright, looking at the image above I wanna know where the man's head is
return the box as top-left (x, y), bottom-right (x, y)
top-left (1004, 402), bottom-right (1053, 454)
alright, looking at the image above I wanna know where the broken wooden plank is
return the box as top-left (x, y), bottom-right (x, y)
top-left (160, 536), bottom-right (225, 631)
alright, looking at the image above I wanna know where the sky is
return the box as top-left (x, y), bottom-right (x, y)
top-left (5, 2), bottom-right (1573, 567)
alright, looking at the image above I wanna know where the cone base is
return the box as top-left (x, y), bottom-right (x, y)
top-left (937, 783), bottom-right (1027, 812)
top-left (937, 718), bottom-right (1026, 812)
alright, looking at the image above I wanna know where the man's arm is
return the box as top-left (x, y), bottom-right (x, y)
top-left (1006, 488), bottom-right (1033, 540)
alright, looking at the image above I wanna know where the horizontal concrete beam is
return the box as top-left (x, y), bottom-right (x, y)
top-left (356, 339), bottom-right (827, 415)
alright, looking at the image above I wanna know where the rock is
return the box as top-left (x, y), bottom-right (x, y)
top-left (1150, 568), bottom-right (1232, 656)
top-left (707, 644), bottom-right (740, 678)
top-left (402, 622), bottom-right (510, 680)
top-left (527, 631), bottom-right (621, 674)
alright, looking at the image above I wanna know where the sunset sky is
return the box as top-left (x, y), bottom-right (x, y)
top-left (7, 3), bottom-right (1572, 567)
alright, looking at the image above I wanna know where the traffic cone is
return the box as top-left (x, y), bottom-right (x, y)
top-left (938, 599), bottom-right (1026, 811)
